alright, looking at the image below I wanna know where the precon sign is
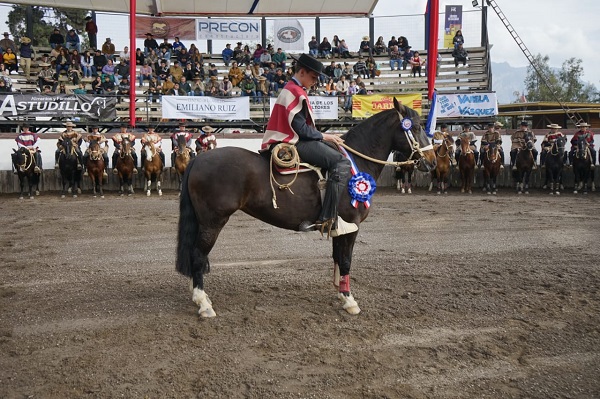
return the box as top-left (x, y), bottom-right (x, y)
top-left (197, 18), bottom-right (261, 41)
top-left (0, 94), bottom-right (116, 120)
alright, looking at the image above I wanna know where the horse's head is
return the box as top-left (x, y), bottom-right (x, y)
top-left (144, 141), bottom-right (156, 161)
top-left (460, 135), bottom-right (471, 152)
top-left (176, 134), bottom-right (187, 154)
top-left (525, 140), bottom-right (534, 150)
top-left (554, 136), bottom-right (566, 153)
top-left (392, 99), bottom-right (436, 172)
top-left (122, 137), bottom-right (131, 154)
top-left (443, 133), bottom-right (455, 153)
top-left (62, 137), bottom-right (74, 155)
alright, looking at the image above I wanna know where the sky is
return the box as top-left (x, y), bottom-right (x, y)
top-left (0, 0), bottom-right (599, 87)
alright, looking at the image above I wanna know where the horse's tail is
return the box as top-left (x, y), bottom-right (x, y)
top-left (176, 157), bottom-right (198, 277)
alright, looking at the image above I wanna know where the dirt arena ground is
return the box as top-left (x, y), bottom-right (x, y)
top-left (1, 188), bottom-right (599, 399)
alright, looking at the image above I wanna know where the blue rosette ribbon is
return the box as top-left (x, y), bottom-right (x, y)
top-left (348, 172), bottom-right (376, 209)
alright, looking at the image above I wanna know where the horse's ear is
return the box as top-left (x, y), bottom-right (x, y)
top-left (13, 148), bottom-right (17, 153)
top-left (393, 97), bottom-right (406, 115)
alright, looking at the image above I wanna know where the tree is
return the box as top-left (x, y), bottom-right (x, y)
top-left (522, 53), bottom-right (599, 103)
top-left (7, 5), bottom-right (89, 48)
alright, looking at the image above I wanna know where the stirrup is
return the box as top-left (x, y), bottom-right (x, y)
top-left (330, 217), bottom-right (358, 238)
top-left (34, 166), bottom-right (41, 174)
top-left (83, 171), bottom-right (89, 176)
top-left (133, 168), bottom-right (139, 174)
top-left (112, 168), bottom-right (118, 174)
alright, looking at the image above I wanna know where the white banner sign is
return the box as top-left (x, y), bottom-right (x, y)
top-left (197, 18), bottom-right (261, 41)
top-left (162, 96), bottom-right (250, 120)
top-left (274, 19), bottom-right (304, 51)
top-left (435, 92), bottom-right (498, 117)
top-left (269, 96), bottom-right (339, 120)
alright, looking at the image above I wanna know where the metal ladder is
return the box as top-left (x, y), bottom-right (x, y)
top-left (485, 0), bottom-right (583, 126)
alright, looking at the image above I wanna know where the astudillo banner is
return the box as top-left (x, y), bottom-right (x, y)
top-left (351, 94), bottom-right (422, 118)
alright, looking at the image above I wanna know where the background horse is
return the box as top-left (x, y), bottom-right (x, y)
top-left (11, 147), bottom-right (40, 199)
top-left (58, 138), bottom-right (82, 198)
top-left (572, 137), bottom-right (592, 194)
top-left (116, 137), bottom-right (135, 196)
top-left (143, 141), bottom-right (163, 196)
top-left (458, 136), bottom-right (475, 194)
top-left (174, 134), bottom-right (192, 193)
top-left (544, 136), bottom-right (566, 195)
top-left (393, 151), bottom-right (414, 194)
top-left (514, 141), bottom-right (535, 194)
top-left (482, 141), bottom-right (501, 195)
top-left (428, 133), bottom-right (454, 194)
top-left (176, 99), bottom-right (436, 318)
top-left (86, 139), bottom-right (105, 198)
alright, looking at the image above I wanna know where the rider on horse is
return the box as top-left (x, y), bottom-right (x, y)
top-left (432, 123), bottom-right (456, 166)
top-left (261, 53), bottom-right (358, 237)
top-left (568, 122), bottom-right (595, 168)
top-left (170, 122), bottom-right (194, 169)
top-left (83, 126), bottom-right (109, 178)
top-left (112, 123), bottom-right (139, 174)
top-left (455, 123), bottom-right (479, 167)
top-left (15, 123), bottom-right (42, 174)
top-left (540, 124), bottom-right (565, 167)
top-left (141, 126), bottom-right (166, 168)
top-left (54, 121), bottom-right (84, 170)
top-left (510, 121), bottom-right (538, 170)
top-left (480, 121), bottom-right (505, 169)
top-left (195, 125), bottom-right (218, 153)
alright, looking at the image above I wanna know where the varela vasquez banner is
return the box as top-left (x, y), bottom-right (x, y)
top-left (162, 96), bottom-right (250, 120)
top-left (435, 93), bottom-right (498, 117)
top-left (0, 94), bottom-right (116, 120)
top-left (351, 94), bottom-right (422, 118)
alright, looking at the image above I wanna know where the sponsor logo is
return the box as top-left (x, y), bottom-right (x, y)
top-left (277, 27), bottom-right (301, 44)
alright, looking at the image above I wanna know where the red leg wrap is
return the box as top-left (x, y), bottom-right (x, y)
top-left (339, 274), bottom-right (350, 293)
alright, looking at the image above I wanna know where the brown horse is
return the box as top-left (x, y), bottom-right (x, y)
top-left (393, 151), bottom-right (414, 194)
top-left (428, 133), bottom-right (454, 194)
top-left (116, 138), bottom-right (135, 196)
top-left (86, 139), bottom-right (106, 198)
top-left (482, 142), bottom-right (502, 195)
top-left (514, 142), bottom-right (535, 195)
top-left (174, 134), bottom-right (192, 193)
top-left (176, 100), bottom-right (436, 318)
top-left (572, 137), bottom-right (593, 194)
top-left (142, 141), bottom-right (164, 196)
top-left (458, 135), bottom-right (475, 194)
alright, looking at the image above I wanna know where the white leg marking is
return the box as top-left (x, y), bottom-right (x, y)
top-left (338, 293), bottom-right (361, 315)
top-left (192, 287), bottom-right (216, 318)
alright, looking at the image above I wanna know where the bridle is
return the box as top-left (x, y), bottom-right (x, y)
top-left (14, 148), bottom-right (33, 172)
top-left (436, 136), bottom-right (453, 158)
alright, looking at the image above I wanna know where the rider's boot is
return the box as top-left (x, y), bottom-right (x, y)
top-left (315, 162), bottom-right (358, 238)
top-left (83, 154), bottom-right (89, 176)
top-left (54, 150), bottom-right (60, 168)
top-left (171, 152), bottom-right (176, 172)
top-left (132, 152), bottom-right (139, 174)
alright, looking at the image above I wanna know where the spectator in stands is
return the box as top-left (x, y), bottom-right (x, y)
top-left (308, 36), bottom-right (319, 57)
top-left (65, 29), bottom-right (81, 53)
top-left (101, 58), bottom-right (116, 82)
top-left (270, 68), bottom-right (287, 94)
top-left (2, 47), bottom-right (17, 74)
top-left (189, 44), bottom-right (203, 65)
top-left (207, 63), bottom-right (219, 80)
top-left (398, 36), bottom-right (409, 52)
top-left (190, 75), bottom-right (204, 96)
top-left (68, 57), bottom-right (82, 84)
top-left (241, 75), bottom-right (256, 102)
top-left (192, 61), bottom-right (205, 81)
top-left (37, 62), bottom-right (56, 91)
top-left (135, 48), bottom-right (145, 66)
top-left (252, 44), bottom-right (264, 64)
top-left (113, 59), bottom-right (129, 85)
top-left (166, 82), bottom-right (186, 96)
top-left (452, 43), bottom-right (468, 67)
top-left (206, 75), bottom-right (220, 96)
top-left (353, 56), bottom-right (368, 79)
top-left (84, 16), bottom-right (98, 49)
top-left (259, 49), bottom-right (271, 68)
top-left (161, 75), bottom-right (174, 94)
top-left (374, 36), bottom-right (387, 55)
top-left (159, 38), bottom-right (172, 60)
top-left (50, 45), bottom-right (61, 59)
top-left (388, 36), bottom-right (398, 53)
top-left (357, 81), bottom-right (368, 95)
top-left (91, 75), bottom-right (103, 94)
top-left (18, 36), bottom-right (34, 80)
top-left (101, 74), bottom-right (115, 94)
top-left (331, 35), bottom-right (341, 58)
top-left (158, 46), bottom-right (171, 67)
top-left (169, 60), bottom-right (184, 83)
top-left (367, 56), bottom-right (379, 78)
top-left (228, 61), bottom-right (243, 87)
top-left (48, 28), bottom-right (64, 50)
top-left (358, 35), bottom-right (372, 57)
top-left (178, 76), bottom-right (192, 95)
top-left (272, 47), bottom-right (287, 70)
top-left (335, 74), bottom-right (349, 96)
top-left (342, 62), bottom-right (353, 80)
top-left (172, 36), bottom-right (186, 54)
top-left (41, 85), bottom-right (52, 94)
top-left (222, 43), bottom-right (233, 67)
top-left (146, 48), bottom-right (159, 72)
top-left (266, 43), bottom-right (274, 55)
top-left (240, 45), bottom-right (252, 66)
top-left (138, 61), bottom-right (153, 86)
top-left (80, 50), bottom-right (94, 78)
top-left (0, 63), bottom-right (12, 86)
top-left (338, 39), bottom-right (350, 59)
top-left (93, 48), bottom-right (107, 74)
top-left (324, 77), bottom-right (336, 96)
top-left (144, 33), bottom-right (159, 56)
top-left (73, 81), bottom-right (86, 94)
top-left (318, 37), bottom-right (332, 59)
top-left (256, 75), bottom-right (269, 99)
top-left (389, 45), bottom-right (400, 71)
top-left (119, 46), bottom-right (130, 63)
top-left (324, 60), bottom-right (336, 80)
top-left (453, 30), bottom-right (464, 49)
top-left (251, 63), bottom-right (264, 82)
top-left (334, 63), bottom-right (343, 81)
top-left (401, 46), bottom-right (414, 71)
top-left (183, 62), bottom-right (195, 81)
top-left (55, 47), bottom-right (71, 78)
top-left (146, 76), bottom-right (160, 101)
top-left (219, 76), bottom-right (233, 96)
top-left (409, 51), bottom-right (424, 77)
top-left (344, 80), bottom-right (358, 112)
top-left (177, 47), bottom-right (191, 66)
top-left (0, 76), bottom-right (10, 92)
top-left (102, 38), bottom-right (115, 60)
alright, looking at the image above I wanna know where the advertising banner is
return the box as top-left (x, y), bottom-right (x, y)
top-left (444, 5), bottom-right (463, 48)
top-left (136, 16), bottom-right (196, 40)
top-left (269, 96), bottom-right (339, 120)
top-left (435, 93), bottom-right (498, 117)
top-left (0, 94), bottom-right (116, 119)
top-left (273, 19), bottom-right (304, 51)
top-left (351, 94), bottom-right (422, 118)
top-left (197, 18), bottom-right (261, 41)
top-left (161, 96), bottom-right (250, 120)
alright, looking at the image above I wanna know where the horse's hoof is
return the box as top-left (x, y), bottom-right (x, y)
top-left (158, 190), bottom-right (163, 196)
top-left (407, 188), bottom-right (412, 194)
top-left (542, 185), bottom-right (548, 189)
top-left (549, 192), bottom-right (554, 195)
top-left (339, 293), bottom-right (361, 315)
top-left (460, 189), bottom-right (465, 193)
top-left (73, 195), bottom-right (78, 198)
top-left (18, 196), bottom-right (24, 200)
top-left (61, 195), bottom-right (65, 198)
top-left (35, 191), bottom-right (40, 196)
top-left (77, 188), bottom-right (81, 194)
top-left (93, 195), bottom-right (97, 198)
top-left (468, 190), bottom-right (472, 194)
top-left (146, 191), bottom-right (151, 197)
top-left (493, 191), bottom-right (497, 195)
top-left (573, 191), bottom-right (578, 194)
top-left (199, 308), bottom-right (217, 318)
top-left (437, 191), bottom-right (441, 195)
top-left (67, 188), bottom-right (72, 194)
top-left (525, 191), bottom-right (529, 195)
top-left (518, 192), bottom-right (522, 195)
top-left (556, 192), bottom-right (560, 196)
top-left (101, 195), bottom-right (105, 199)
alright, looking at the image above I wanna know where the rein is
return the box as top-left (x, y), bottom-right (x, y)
top-left (15, 150), bottom-right (33, 171)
